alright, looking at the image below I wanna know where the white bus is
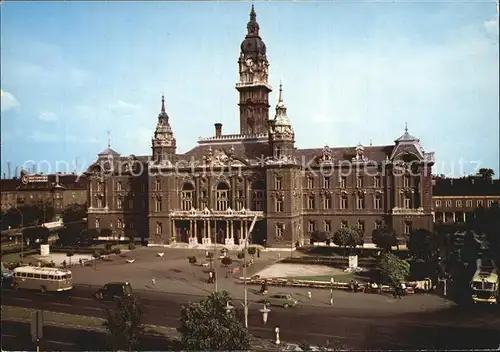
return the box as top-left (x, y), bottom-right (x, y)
top-left (12, 266), bottom-right (73, 293)
top-left (471, 259), bottom-right (499, 304)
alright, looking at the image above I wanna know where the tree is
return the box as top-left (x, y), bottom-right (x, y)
top-left (476, 168), bottom-right (494, 180)
top-left (332, 227), bottom-right (363, 256)
top-left (378, 252), bottom-right (410, 285)
top-left (310, 231), bottom-right (330, 244)
top-left (372, 226), bottom-right (398, 252)
top-left (221, 256), bottom-right (232, 266)
top-left (22, 226), bottom-right (50, 248)
top-left (61, 203), bottom-right (87, 224)
top-left (247, 246), bottom-right (256, 259)
top-left (179, 291), bottom-right (250, 351)
top-left (408, 228), bottom-right (439, 261)
top-left (104, 295), bottom-right (145, 352)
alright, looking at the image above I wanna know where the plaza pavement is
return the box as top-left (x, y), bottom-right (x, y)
top-left (69, 246), bottom-right (455, 314)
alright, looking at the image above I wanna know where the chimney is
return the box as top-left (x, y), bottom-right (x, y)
top-left (214, 123), bottom-right (222, 137)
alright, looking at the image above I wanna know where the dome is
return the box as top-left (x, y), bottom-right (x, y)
top-left (240, 36), bottom-right (266, 56)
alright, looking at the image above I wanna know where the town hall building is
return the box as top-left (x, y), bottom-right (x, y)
top-left (85, 6), bottom-right (435, 248)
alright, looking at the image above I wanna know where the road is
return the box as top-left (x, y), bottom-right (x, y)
top-left (2, 285), bottom-right (500, 350)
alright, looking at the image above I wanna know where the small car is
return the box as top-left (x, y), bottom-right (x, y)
top-left (264, 292), bottom-right (298, 308)
top-left (94, 282), bottom-right (132, 300)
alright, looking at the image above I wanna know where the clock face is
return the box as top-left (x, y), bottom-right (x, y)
top-left (245, 58), bottom-right (253, 67)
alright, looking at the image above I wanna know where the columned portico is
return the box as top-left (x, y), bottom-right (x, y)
top-left (169, 208), bottom-right (264, 247)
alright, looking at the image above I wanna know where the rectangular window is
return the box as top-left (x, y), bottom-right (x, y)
top-left (307, 196), bottom-right (315, 209)
top-left (436, 200), bottom-right (441, 208)
top-left (477, 200), bottom-right (484, 207)
top-left (97, 199), bottom-right (103, 208)
top-left (116, 181), bottom-right (122, 191)
top-left (445, 200), bottom-right (451, 207)
top-left (340, 177), bottom-right (346, 188)
top-left (128, 199), bottom-right (134, 209)
top-left (181, 191), bottom-right (194, 211)
top-left (357, 220), bottom-right (365, 233)
top-left (466, 200), bottom-right (472, 207)
top-left (356, 197), bottom-right (365, 210)
top-left (216, 190), bottom-right (229, 211)
top-left (323, 196), bottom-right (331, 209)
top-left (487, 200), bottom-right (493, 207)
top-left (323, 177), bottom-right (330, 189)
top-left (117, 198), bottom-right (123, 209)
top-left (276, 224), bottom-right (284, 238)
top-left (308, 221), bottom-right (315, 232)
top-left (340, 220), bottom-right (348, 229)
top-left (117, 219), bottom-right (123, 228)
top-left (404, 222), bottom-right (412, 234)
top-left (374, 221), bottom-right (382, 230)
top-left (155, 199), bottom-right (162, 212)
top-left (356, 176), bottom-right (363, 188)
top-left (156, 222), bottom-right (163, 234)
top-left (155, 179), bottom-right (161, 191)
top-left (97, 183), bottom-right (102, 192)
top-left (275, 177), bottom-right (282, 190)
top-left (234, 200), bottom-right (243, 211)
top-left (456, 200), bottom-right (462, 207)
top-left (95, 218), bottom-right (100, 228)
top-left (403, 176), bottom-right (410, 188)
top-left (324, 221), bottom-right (331, 233)
top-left (404, 197), bottom-right (411, 209)
top-left (252, 190), bottom-right (264, 211)
top-left (276, 199), bottom-right (284, 212)
top-left (340, 196), bottom-right (348, 209)
top-left (307, 177), bottom-right (314, 189)
top-left (374, 195), bottom-right (382, 210)
top-left (374, 176), bottom-right (381, 188)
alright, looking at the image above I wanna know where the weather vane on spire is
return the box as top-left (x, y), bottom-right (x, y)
top-left (405, 122), bottom-right (408, 133)
top-left (107, 130), bottom-right (111, 148)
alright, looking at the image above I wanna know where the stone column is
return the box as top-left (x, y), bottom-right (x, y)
top-left (190, 220), bottom-right (193, 238)
top-left (442, 212), bottom-right (445, 222)
top-left (452, 212), bottom-right (456, 223)
top-left (432, 213), bottom-right (435, 222)
top-left (226, 221), bottom-right (229, 240)
top-left (172, 220), bottom-right (176, 241)
top-left (230, 220), bottom-right (234, 239)
top-left (194, 220), bottom-right (198, 242)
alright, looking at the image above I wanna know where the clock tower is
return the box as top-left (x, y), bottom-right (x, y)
top-left (236, 5), bottom-right (272, 136)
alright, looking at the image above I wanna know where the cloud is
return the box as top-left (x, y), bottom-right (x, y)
top-left (484, 15), bottom-right (499, 39)
top-left (39, 110), bottom-right (59, 122)
top-left (107, 100), bottom-right (141, 115)
top-left (1, 90), bottom-right (20, 112)
top-left (26, 131), bottom-right (59, 143)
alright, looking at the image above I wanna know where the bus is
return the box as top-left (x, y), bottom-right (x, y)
top-left (12, 266), bottom-right (73, 293)
top-left (471, 259), bottom-right (499, 304)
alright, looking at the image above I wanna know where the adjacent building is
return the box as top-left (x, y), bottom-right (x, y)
top-left (85, 5), bottom-right (435, 248)
top-left (432, 176), bottom-right (500, 224)
top-left (0, 172), bottom-right (88, 214)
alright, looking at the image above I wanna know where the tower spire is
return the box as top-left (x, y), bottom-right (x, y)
top-left (405, 122), bottom-right (408, 133)
top-left (161, 94), bottom-right (166, 113)
top-left (246, 3), bottom-right (259, 36)
top-left (278, 80), bottom-right (283, 103)
top-left (107, 130), bottom-right (111, 148)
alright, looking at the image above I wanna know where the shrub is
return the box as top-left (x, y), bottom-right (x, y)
top-left (105, 243), bottom-right (113, 250)
top-left (188, 256), bottom-right (197, 264)
top-left (113, 247), bottom-right (122, 255)
top-left (128, 244), bottom-right (136, 250)
top-left (221, 257), bottom-right (232, 266)
top-left (237, 252), bottom-right (245, 260)
top-left (247, 247), bottom-right (257, 257)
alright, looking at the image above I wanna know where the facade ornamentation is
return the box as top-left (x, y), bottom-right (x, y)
top-left (318, 145), bottom-right (334, 164)
top-left (352, 144), bottom-right (368, 162)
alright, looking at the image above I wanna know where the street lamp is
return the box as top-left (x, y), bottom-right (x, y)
top-left (259, 304), bottom-right (271, 324)
top-left (330, 277), bottom-right (335, 305)
top-left (242, 214), bottom-right (258, 329)
top-left (8, 204), bottom-right (24, 261)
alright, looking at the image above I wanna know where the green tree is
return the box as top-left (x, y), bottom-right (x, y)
top-left (22, 226), bottom-right (50, 248)
top-left (332, 227), bottom-right (363, 256)
top-left (61, 203), bottom-right (87, 224)
top-left (378, 252), bottom-right (410, 285)
top-left (104, 295), bottom-right (145, 352)
top-left (221, 256), bottom-right (232, 266)
top-left (408, 228), bottom-right (439, 261)
top-left (372, 226), bottom-right (398, 253)
top-left (476, 168), bottom-right (494, 180)
top-left (179, 291), bottom-right (250, 351)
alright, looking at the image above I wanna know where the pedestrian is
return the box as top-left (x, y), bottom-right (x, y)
top-left (151, 278), bottom-right (156, 286)
top-left (257, 249), bottom-right (260, 258)
top-left (208, 271), bottom-right (213, 284)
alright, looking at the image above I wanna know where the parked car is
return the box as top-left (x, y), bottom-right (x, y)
top-left (264, 292), bottom-right (298, 308)
top-left (94, 282), bottom-right (132, 300)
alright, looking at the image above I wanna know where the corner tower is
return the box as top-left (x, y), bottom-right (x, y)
top-left (236, 5), bottom-right (272, 135)
top-left (269, 83), bottom-right (295, 158)
top-left (152, 95), bottom-right (176, 163)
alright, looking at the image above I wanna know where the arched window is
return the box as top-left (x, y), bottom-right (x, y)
top-left (181, 183), bottom-right (195, 211)
top-left (374, 194), bottom-right (382, 209)
top-left (216, 183), bottom-right (231, 211)
top-left (340, 194), bottom-right (348, 209)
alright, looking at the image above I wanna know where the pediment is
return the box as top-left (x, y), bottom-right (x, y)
top-left (390, 143), bottom-right (424, 161)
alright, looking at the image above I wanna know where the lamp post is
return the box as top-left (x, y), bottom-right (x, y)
top-left (242, 214), bottom-right (258, 329)
top-left (209, 210), bottom-right (218, 293)
top-left (330, 277), bottom-right (335, 305)
top-left (9, 204), bottom-right (24, 261)
top-left (259, 304), bottom-right (271, 324)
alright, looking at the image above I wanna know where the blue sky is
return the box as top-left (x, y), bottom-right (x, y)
top-left (1, 1), bottom-right (498, 177)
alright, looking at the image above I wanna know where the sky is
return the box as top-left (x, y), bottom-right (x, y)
top-left (1, 0), bottom-right (498, 178)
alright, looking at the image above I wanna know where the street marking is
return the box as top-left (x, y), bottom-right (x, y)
top-left (51, 302), bottom-right (71, 307)
top-left (71, 296), bottom-right (94, 301)
top-left (11, 298), bottom-right (31, 302)
top-left (84, 306), bottom-right (103, 311)
top-left (44, 340), bottom-right (76, 346)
